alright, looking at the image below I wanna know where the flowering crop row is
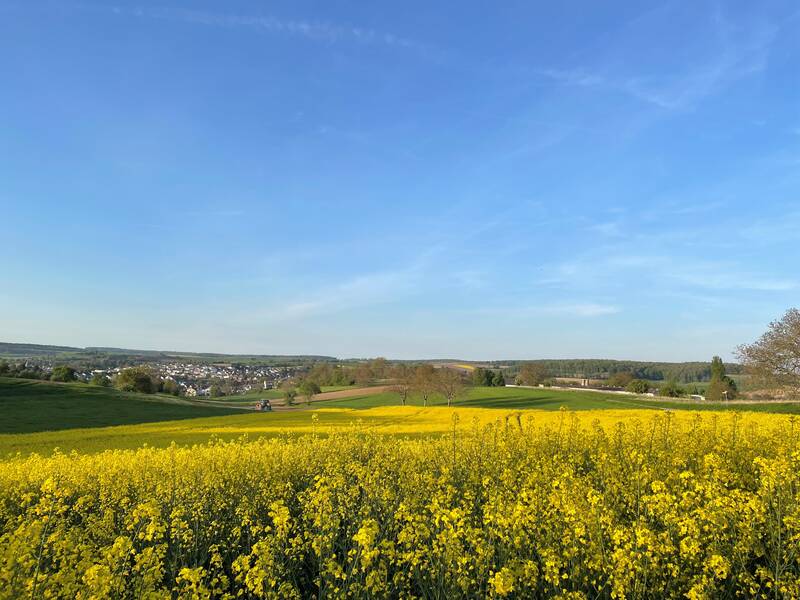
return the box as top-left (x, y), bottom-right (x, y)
top-left (1, 409), bottom-right (799, 598)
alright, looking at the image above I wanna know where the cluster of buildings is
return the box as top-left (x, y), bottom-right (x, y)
top-left (160, 363), bottom-right (293, 396)
top-left (78, 362), bottom-right (295, 396)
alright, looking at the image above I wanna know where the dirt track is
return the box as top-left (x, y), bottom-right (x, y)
top-left (269, 385), bottom-right (394, 411)
top-left (309, 385), bottom-right (393, 402)
top-left (186, 385), bottom-right (394, 412)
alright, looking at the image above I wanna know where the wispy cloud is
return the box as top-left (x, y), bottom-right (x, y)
top-left (450, 270), bottom-right (487, 290)
top-left (741, 210), bottom-right (800, 244)
top-left (97, 5), bottom-right (430, 52)
top-left (185, 209), bottom-right (245, 218)
top-left (273, 268), bottom-right (422, 319)
top-left (546, 303), bottom-right (621, 317)
top-left (541, 252), bottom-right (798, 294)
top-left (471, 303), bottom-right (621, 319)
top-left (671, 269), bottom-right (797, 292)
top-left (642, 200), bottom-right (726, 219)
top-left (535, 8), bottom-right (778, 111)
top-left (587, 222), bottom-right (623, 237)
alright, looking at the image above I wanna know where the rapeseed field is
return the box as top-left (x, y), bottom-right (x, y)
top-left (1, 408), bottom-right (799, 598)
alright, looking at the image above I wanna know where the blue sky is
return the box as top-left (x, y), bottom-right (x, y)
top-left (1, 1), bottom-right (799, 360)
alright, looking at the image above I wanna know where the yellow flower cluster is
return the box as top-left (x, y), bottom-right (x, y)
top-left (1, 409), bottom-right (799, 598)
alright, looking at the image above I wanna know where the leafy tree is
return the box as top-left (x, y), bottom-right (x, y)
top-left (308, 363), bottom-right (334, 386)
top-left (0, 361), bottom-right (8, 375)
top-left (370, 357), bottom-right (388, 380)
top-left (162, 379), bottom-right (181, 396)
top-left (607, 372), bottom-right (634, 388)
top-left (472, 368), bottom-right (493, 387)
top-left (354, 362), bottom-right (375, 386)
top-left (658, 380), bottom-right (685, 398)
top-left (354, 357), bottom-right (390, 385)
top-left (516, 362), bottom-right (549, 386)
top-left (281, 383), bottom-right (298, 406)
top-left (738, 308), bottom-right (800, 395)
top-left (705, 356), bottom-right (737, 401)
top-left (50, 366), bottom-right (77, 382)
top-left (626, 379), bottom-right (651, 394)
top-left (298, 379), bottom-right (321, 406)
top-left (209, 384), bottom-right (223, 398)
top-left (492, 370), bottom-right (505, 387)
top-left (710, 356), bottom-right (726, 380)
top-left (114, 367), bottom-right (156, 394)
top-left (333, 367), bottom-right (356, 386)
top-left (17, 367), bottom-right (45, 380)
top-left (705, 377), bottom-right (736, 402)
top-left (687, 384), bottom-right (703, 396)
top-left (90, 372), bottom-right (111, 387)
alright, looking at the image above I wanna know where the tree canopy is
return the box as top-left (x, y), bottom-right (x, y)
top-left (90, 372), bottom-right (111, 387)
top-left (516, 363), bottom-right (550, 386)
top-left (114, 367), bottom-right (156, 394)
top-left (50, 366), bottom-right (77, 382)
top-left (738, 308), bottom-right (800, 395)
top-left (298, 379), bottom-right (321, 405)
top-left (705, 356), bottom-right (737, 401)
top-left (472, 368), bottom-right (505, 387)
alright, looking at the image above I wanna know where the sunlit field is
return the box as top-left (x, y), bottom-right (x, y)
top-left (3, 378), bottom-right (800, 598)
top-left (0, 406), bottom-right (672, 456)
top-left (0, 377), bottom-right (241, 434)
top-left (3, 376), bottom-right (800, 456)
top-left (1, 408), bottom-right (799, 598)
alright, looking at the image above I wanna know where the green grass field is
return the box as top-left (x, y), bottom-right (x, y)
top-left (207, 385), bottom-right (362, 404)
top-left (2, 377), bottom-right (800, 457)
top-left (311, 385), bottom-right (800, 413)
top-left (0, 377), bottom-right (242, 434)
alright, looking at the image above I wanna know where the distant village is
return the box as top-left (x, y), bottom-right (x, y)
top-left (90, 362), bottom-right (296, 396)
top-left (182, 363), bottom-right (296, 396)
top-left (8, 358), bottom-right (298, 397)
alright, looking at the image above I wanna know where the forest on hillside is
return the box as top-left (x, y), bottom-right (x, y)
top-left (492, 359), bottom-right (744, 383)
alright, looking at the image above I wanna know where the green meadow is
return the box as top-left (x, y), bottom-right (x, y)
top-left (2, 377), bottom-right (799, 456)
top-left (311, 384), bottom-right (800, 413)
top-left (0, 377), bottom-right (241, 434)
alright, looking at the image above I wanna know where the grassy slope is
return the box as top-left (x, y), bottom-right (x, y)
top-left (0, 377), bottom-right (242, 434)
top-left (2, 384), bottom-right (800, 456)
top-left (207, 385), bottom-right (360, 405)
top-left (311, 385), bottom-right (800, 413)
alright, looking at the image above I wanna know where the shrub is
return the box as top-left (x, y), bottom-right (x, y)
top-left (114, 367), bottom-right (156, 394)
top-left (89, 372), bottom-right (111, 387)
top-left (706, 376), bottom-right (737, 402)
top-left (50, 366), bottom-right (77, 382)
top-left (517, 362), bottom-right (550, 386)
top-left (607, 372), bottom-right (634, 388)
top-left (658, 380), bottom-right (685, 398)
top-left (625, 379), bottom-right (650, 394)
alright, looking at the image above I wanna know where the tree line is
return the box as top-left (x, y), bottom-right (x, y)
top-left (3, 308), bottom-right (797, 404)
top-left (511, 356), bottom-right (740, 400)
top-left (737, 308), bottom-right (800, 397)
top-left (0, 361), bottom-right (50, 381)
top-left (280, 363), bottom-right (471, 408)
top-left (500, 359), bottom-right (743, 383)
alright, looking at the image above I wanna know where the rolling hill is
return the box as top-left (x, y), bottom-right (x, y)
top-left (0, 377), bottom-right (242, 434)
